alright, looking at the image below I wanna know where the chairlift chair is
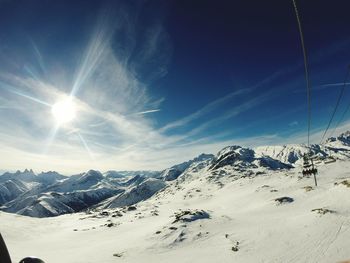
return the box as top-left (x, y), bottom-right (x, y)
top-left (302, 153), bottom-right (318, 177)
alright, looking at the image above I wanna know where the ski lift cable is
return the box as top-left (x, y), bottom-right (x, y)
top-left (319, 66), bottom-right (350, 144)
top-left (328, 66), bottom-right (350, 139)
top-left (292, 0), bottom-right (312, 148)
top-left (292, 0), bottom-right (318, 187)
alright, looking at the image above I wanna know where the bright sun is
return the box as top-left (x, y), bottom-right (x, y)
top-left (51, 98), bottom-right (76, 124)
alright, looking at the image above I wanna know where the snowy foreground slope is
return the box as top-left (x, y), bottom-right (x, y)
top-left (1, 159), bottom-right (350, 263)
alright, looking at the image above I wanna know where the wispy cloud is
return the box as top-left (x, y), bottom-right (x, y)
top-left (159, 59), bottom-right (310, 136)
top-left (160, 88), bottom-right (252, 132)
top-left (0, 4), bottom-right (173, 173)
top-left (181, 91), bottom-right (272, 138)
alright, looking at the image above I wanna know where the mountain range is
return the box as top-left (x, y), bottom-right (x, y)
top-left (1, 131), bottom-right (350, 218)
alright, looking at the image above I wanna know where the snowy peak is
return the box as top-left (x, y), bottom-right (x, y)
top-left (77, 170), bottom-right (104, 185)
top-left (104, 170), bottom-right (161, 179)
top-left (161, 153), bottom-right (214, 181)
top-left (255, 133), bottom-right (350, 166)
top-left (0, 169), bottom-right (37, 183)
top-left (123, 174), bottom-right (146, 186)
top-left (161, 168), bottom-right (182, 181)
top-left (0, 169), bottom-right (66, 185)
top-left (171, 153), bottom-right (214, 172)
top-left (255, 144), bottom-right (314, 165)
top-left (98, 178), bottom-right (166, 209)
top-left (36, 171), bottom-right (66, 185)
top-left (326, 131), bottom-right (350, 146)
top-left (46, 170), bottom-right (107, 193)
top-left (209, 145), bottom-right (291, 170)
top-left (216, 145), bottom-right (254, 159)
top-left (103, 171), bottom-right (125, 179)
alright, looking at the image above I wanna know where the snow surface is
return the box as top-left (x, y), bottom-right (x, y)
top-left (1, 160), bottom-right (350, 262)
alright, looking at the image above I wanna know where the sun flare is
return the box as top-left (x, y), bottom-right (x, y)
top-left (51, 98), bottom-right (76, 124)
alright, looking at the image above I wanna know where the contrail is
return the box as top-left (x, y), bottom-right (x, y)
top-left (29, 38), bottom-right (47, 75)
top-left (70, 11), bottom-right (111, 97)
top-left (77, 132), bottom-right (95, 160)
top-left (135, 109), bottom-right (161, 115)
top-left (319, 82), bottom-right (350, 87)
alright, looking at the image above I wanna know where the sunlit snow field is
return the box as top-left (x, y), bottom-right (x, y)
top-left (2, 160), bottom-right (350, 263)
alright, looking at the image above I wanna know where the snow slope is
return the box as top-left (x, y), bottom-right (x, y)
top-left (0, 179), bottom-right (28, 205)
top-left (1, 159), bottom-right (350, 263)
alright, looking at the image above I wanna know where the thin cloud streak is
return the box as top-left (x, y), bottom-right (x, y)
top-left (135, 109), bottom-right (161, 115)
top-left (160, 88), bottom-right (252, 132)
top-left (70, 10), bottom-right (113, 97)
top-left (77, 132), bottom-right (95, 160)
top-left (159, 63), bottom-right (306, 135)
top-left (318, 82), bottom-right (350, 87)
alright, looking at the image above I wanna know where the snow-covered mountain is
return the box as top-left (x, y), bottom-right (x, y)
top-left (209, 145), bottom-right (292, 171)
top-left (255, 131), bottom-right (350, 166)
top-left (0, 170), bottom-right (66, 206)
top-left (2, 131), bottom-right (350, 219)
top-left (0, 179), bottom-right (28, 205)
top-left (36, 171), bottom-right (67, 185)
top-left (326, 130), bottom-right (350, 146)
top-left (3, 192), bottom-right (84, 217)
top-left (0, 169), bottom-right (159, 217)
top-left (0, 169), bottom-right (39, 183)
top-left (160, 153), bottom-right (214, 181)
top-left (104, 170), bottom-right (161, 179)
top-left (98, 178), bottom-right (166, 209)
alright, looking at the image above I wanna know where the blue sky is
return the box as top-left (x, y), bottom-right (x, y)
top-left (1, 0), bottom-right (350, 174)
